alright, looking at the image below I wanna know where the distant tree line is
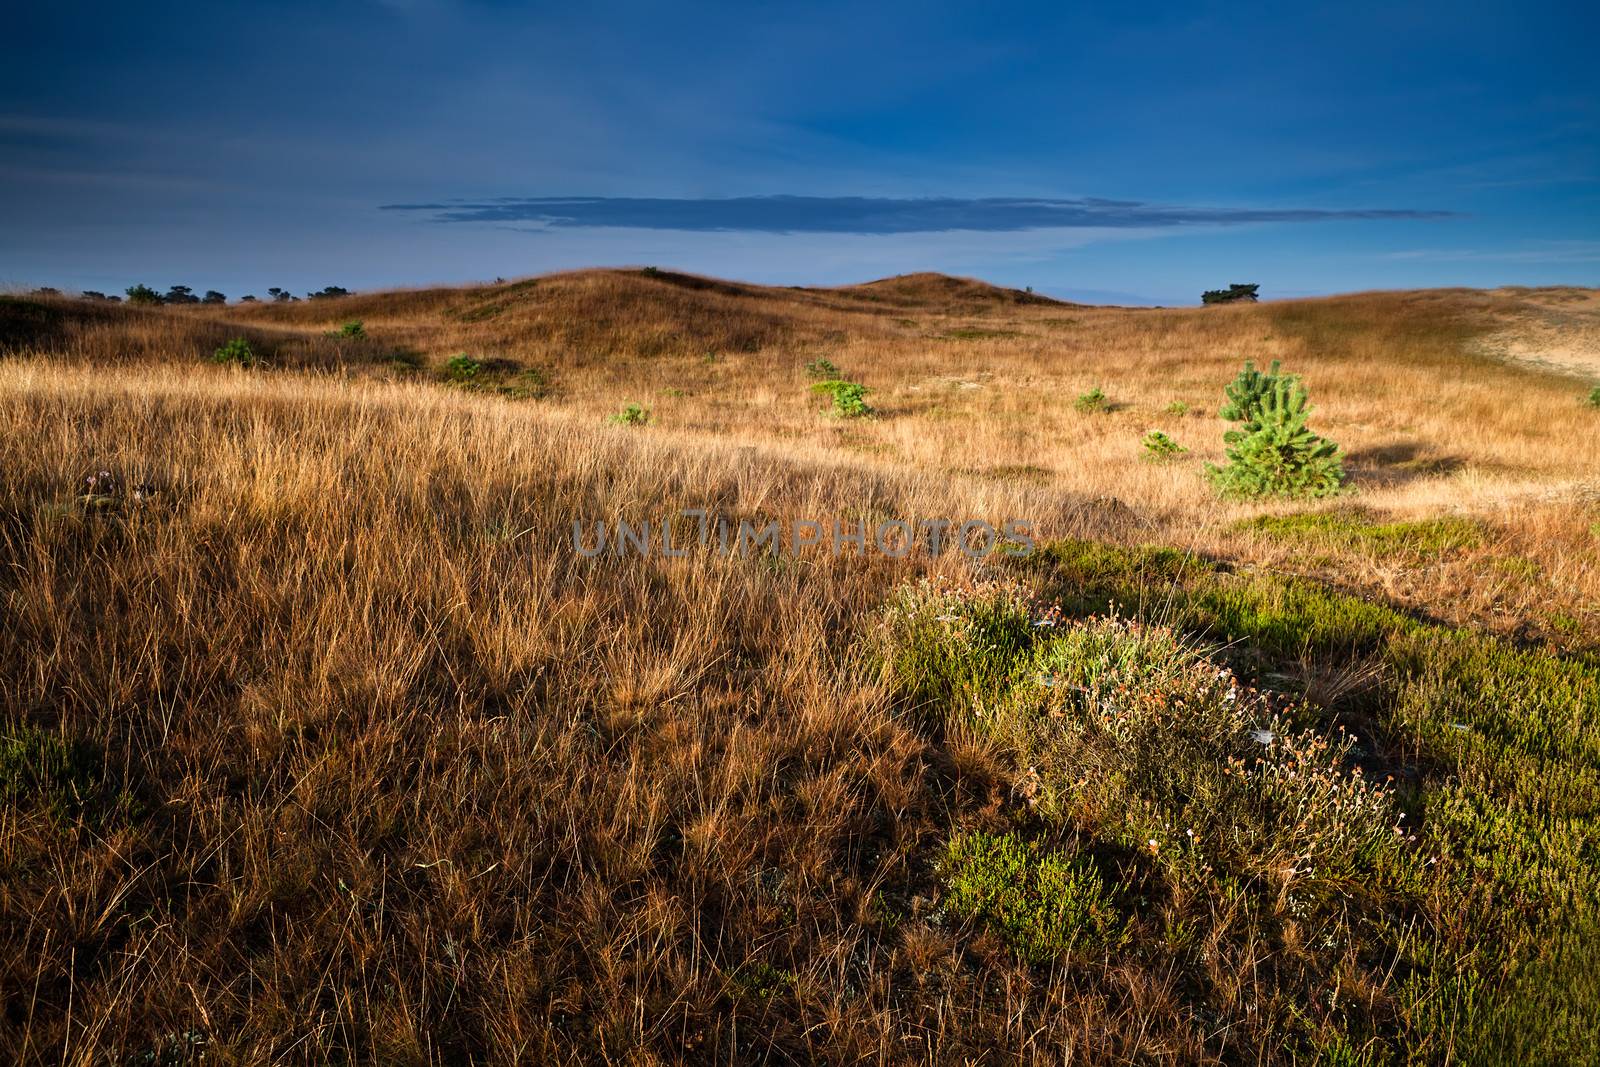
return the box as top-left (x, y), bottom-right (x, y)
top-left (38, 284), bottom-right (352, 306)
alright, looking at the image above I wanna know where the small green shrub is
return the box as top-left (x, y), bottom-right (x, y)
top-left (1165, 401), bottom-right (1190, 416)
top-left (811, 379), bottom-right (874, 418)
top-left (443, 354), bottom-right (482, 381)
top-left (1074, 387), bottom-right (1108, 413)
top-left (1587, 386), bottom-right (1600, 409)
top-left (609, 402), bottom-right (650, 426)
top-left (804, 358), bottom-right (839, 380)
top-left (211, 337), bottom-right (258, 367)
top-left (1141, 430), bottom-right (1187, 460)
top-left (124, 284), bottom-right (162, 306)
top-left (328, 321), bottom-right (366, 339)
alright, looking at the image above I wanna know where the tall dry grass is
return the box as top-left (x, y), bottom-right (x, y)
top-left (0, 363), bottom-right (1175, 1063)
top-left (14, 272), bottom-right (1591, 635)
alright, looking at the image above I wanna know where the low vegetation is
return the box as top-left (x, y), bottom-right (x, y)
top-left (609, 400), bottom-right (651, 425)
top-left (811, 378), bottom-right (873, 417)
top-left (210, 337), bottom-right (258, 367)
top-left (1141, 429), bottom-right (1186, 460)
top-left (1074, 386), bottom-right (1109, 413)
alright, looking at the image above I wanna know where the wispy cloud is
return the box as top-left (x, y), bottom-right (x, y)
top-left (380, 195), bottom-right (1457, 234)
top-left (1384, 241), bottom-right (1600, 263)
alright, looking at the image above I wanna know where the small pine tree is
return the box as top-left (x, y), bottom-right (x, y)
top-left (609, 402), bottom-right (650, 426)
top-left (1141, 430), bottom-right (1187, 460)
top-left (1208, 365), bottom-right (1345, 499)
top-left (1218, 360), bottom-right (1283, 422)
top-left (1074, 387), bottom-right (1108, 413)
top-left (812, 379), bottom-right (873, 418)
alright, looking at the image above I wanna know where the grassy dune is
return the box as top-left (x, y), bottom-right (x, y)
top-left (1, 273), bottom-right (1598, 1063)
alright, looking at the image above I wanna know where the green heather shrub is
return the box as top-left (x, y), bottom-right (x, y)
top-left (443, 354), bottom-right (482, 381)
top-left (210, 337), bottom-right (258, 367)
top-left (879, 582), bottom-right (1411, 895)
top-left (1014, 616), bottom-right (1406, 885)
top-left (983, 537), bottom-right (1600, 1058)
top-left (609, 402), bottom-right (650, 426)
top-left (804, 358), bottom-right (840, 380)
top-left (941, 326), bottom-right (1020, 341)
top-left (1208, 362), bottom-right (1345, 499)
top-left (329, 321), bottom-right (366, 340)
top-left (1588, 385), bottom-right (1600, 408)
top-left (728, 960), bottom-right (798, 1001)
top-left (939, 831), bottom-right (1127, 962)
top-left (812, 379), bottom-right (873, 418)
top-left (1074, 386), bottom-right (1108, 413)
top-left (1165, 400), bottom-right (1190, 416)
top-left (1141, 430), bottom-right (1186, 460)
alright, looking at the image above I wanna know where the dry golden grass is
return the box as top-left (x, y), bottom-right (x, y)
top-left (11, 270), bottom-right (1595, 636)
top-left (2, 272), bottom-right (1598, 1062)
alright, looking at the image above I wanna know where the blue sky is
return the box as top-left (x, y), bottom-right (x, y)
top-left (1, 1), bottom-right (1595, 304)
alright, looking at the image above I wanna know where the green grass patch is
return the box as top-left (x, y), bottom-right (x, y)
top-left (437, 356), bottom-right (552, 399)
top-left (939, 326), bottom-right (1021, 340)
top-left (1, 725), bottom-right (104, 821)
top-left (939, 831), bottom-right (1127, 963)
top-left (1240, 508), bottom-right (1484, 555)
top-left (454, 302), bottom-right (507, 323)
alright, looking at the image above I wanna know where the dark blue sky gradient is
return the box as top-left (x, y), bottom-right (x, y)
top-left (1, 1), bottom-right (1595, 303)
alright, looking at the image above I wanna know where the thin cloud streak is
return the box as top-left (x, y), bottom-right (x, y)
top-left (380, 195), bottom-right (1459, 234)
top-left (1384, 241), bottom-right (1600, 263)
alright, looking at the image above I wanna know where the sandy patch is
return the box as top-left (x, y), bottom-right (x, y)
top-left (1477, 287), bottom-right (1600, 379)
